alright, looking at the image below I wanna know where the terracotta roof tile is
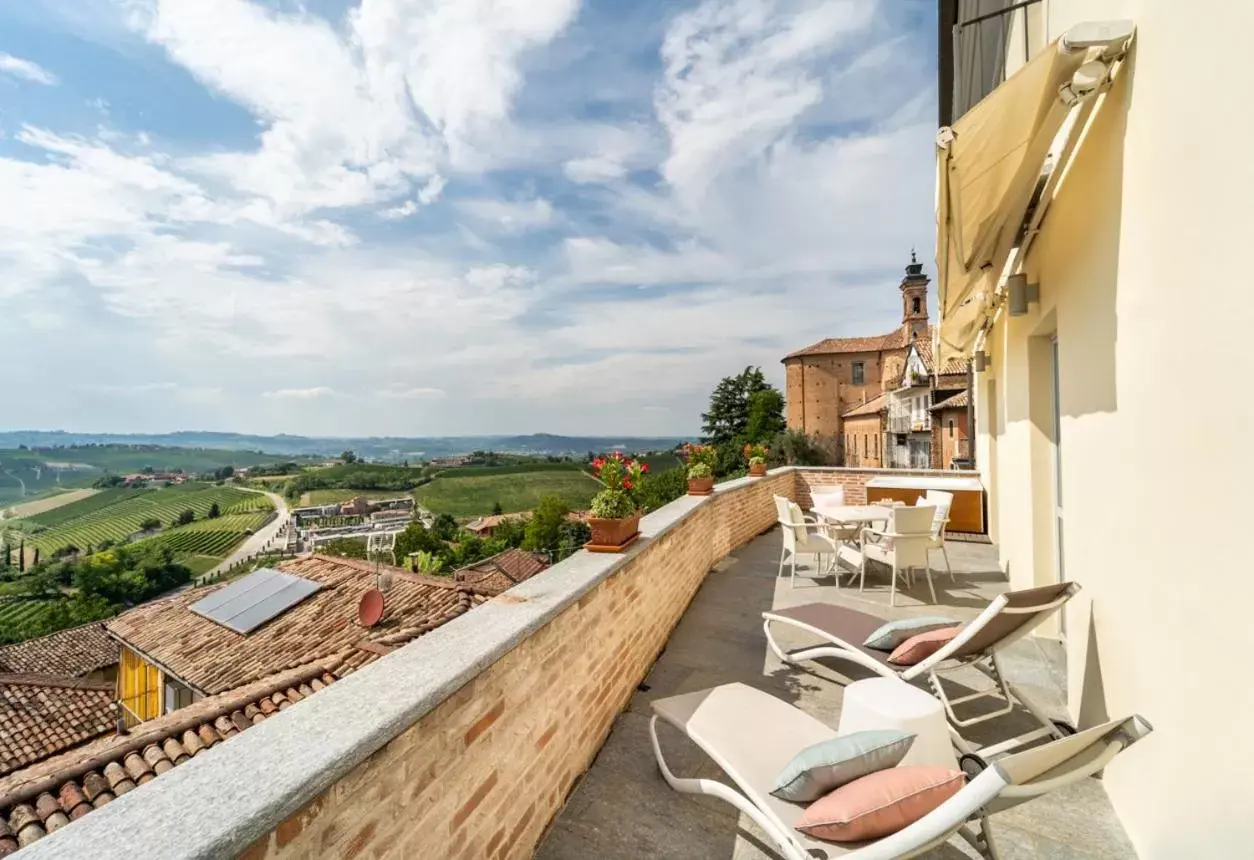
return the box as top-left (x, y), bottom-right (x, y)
top-left (0, 555), bottom-right (486, 852)
top-left (932, 389), bottom-right (970, 410)
top-left (0, 663), bottom-right (336, 854)
top-left (784, 325), bottom-right (932, 360)
top-left (106, 555), bottom-right (471, 695)
top-left (0, 623), bottom-right (118, 678)
top-left (453, 548), bottom-right (549, 597)
top-left (841, 392), bottom-right (889, 418)
top-left (0, 675), bottom-right (115, 778)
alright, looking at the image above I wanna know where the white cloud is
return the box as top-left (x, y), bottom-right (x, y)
top-left (135, 0), bottom-right (578, 214)
top-left (564, 155), bottom-right (627, 184)
top-left (377, 387), bottom-right (446, 399)
top-left (456, 196), bottom-right (555, 232)
top-left (0, 53), bottom-right (58, 85)
top-left (656, 0), bottom-right (874, 201)
top-left (417, 174), bottom-right (446, 205)
top-left (382, 200), bottom-right (419, 220)
top-left (262, 387), bottom-right (336, 399)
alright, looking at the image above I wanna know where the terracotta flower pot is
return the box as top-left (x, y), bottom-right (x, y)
top-left (586, 511), bottom-right (642, 552)
top-left (687, 476), bottom-right (714, 496)
top-left (748, 463), bottom-right (767, 477)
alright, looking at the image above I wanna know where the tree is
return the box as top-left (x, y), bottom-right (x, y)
top-left (410, 550), bottom-right (443, 574)
top-left (207, 502), bottom-right (221, 519)
top-left (431, 513), bottom-right (459, 542)
top-left (523, 495), bottom-right (569, 555)
top-left (340, 450), bottom-right (358, 464)
top-left (393, 522), bottom-right (446, 560)
top-left (175, 509), bottom-right (195, 527)
top-left (491, 501), bottom-right (504, 516)
top-left (322, 537), bottom-right (368, 559)
top-left (745, 388), bottom-right (786, 443)
top-left (772, 429), bottom-right (828, 466)
top-left (701, 367), bottom-right (776, 446)
top-left (139, 518), bottom-right (161, 532)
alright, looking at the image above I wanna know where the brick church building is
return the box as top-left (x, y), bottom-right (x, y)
top-left (782, 255), bottom-right (971, 469)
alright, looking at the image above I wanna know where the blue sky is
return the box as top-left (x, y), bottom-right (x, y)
top-left (0, 0), bottom-right (937, 437)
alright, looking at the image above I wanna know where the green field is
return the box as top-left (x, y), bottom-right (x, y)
top-left (413, 471), bottom-right (601, 517)
top-left (301, 488), bottom-right (414, 505)
top-left (0, 598), bottom-right (54, 635)
top-left (20, 485), bottom-right (263, 554)
top-left (0, 445), bottom-right (308, 505)
top-left (129, 512), bottom-right (271, 557)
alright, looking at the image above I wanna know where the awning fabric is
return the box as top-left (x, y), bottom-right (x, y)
top-left (934, 39), bottom-right (1089, 367)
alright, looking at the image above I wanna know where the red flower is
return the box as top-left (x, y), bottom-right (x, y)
top-left (640, 463), bottom-right (649, 473)
top-left (622, 479), bottom-right (633, 490)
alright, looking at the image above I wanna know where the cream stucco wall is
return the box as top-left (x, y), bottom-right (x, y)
top-left (972, 1), bottom-right (1253, 856)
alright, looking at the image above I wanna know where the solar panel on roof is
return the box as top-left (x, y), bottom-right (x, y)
top-left (189, 568), bottom-right (321, 634)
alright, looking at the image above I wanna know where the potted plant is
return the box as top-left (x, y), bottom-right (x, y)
top-left (744, 442), bottom-right (769, 477)
top-left (586, 453), bottom-right (647, 552)
top-left (682, 443), bottom-right (717, 495)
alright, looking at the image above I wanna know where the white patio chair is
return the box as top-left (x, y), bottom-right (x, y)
top-left (918, 490), bottom-right (955, 582)
top-left (774, 495), bottom-right (838, 589)
top-left (860, 505), bottom-right (937, 605)
top-left (650, 682), bottom-right (1153, 860)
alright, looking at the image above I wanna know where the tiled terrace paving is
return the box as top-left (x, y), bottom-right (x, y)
top-left (536, 534), bottom-right (1136, 860)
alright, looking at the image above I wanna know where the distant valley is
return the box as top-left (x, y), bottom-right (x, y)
top-left (0, 430), bottom-right (693, 461)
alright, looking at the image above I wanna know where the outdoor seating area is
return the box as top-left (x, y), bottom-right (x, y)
top-left (537, 527), bottom-right (1143, 860)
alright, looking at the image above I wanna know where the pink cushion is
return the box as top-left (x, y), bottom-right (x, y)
top-left (887, 626), bottom-right (961, 665)
top-left (795, 766), bottom-right (965, 843)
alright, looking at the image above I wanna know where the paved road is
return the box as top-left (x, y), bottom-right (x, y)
top-left (198, 487), bottom-right (290, 583)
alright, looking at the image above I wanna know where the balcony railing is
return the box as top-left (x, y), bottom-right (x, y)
top-left (888, 413), bottom-right (931, 433)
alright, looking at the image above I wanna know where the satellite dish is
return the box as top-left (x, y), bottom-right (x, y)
top-left (358, 588), bottom-right (385, 628)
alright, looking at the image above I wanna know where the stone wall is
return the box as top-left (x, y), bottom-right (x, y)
top-left (243, 471), bottom-right (797, 860)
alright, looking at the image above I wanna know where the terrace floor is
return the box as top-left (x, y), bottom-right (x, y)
top-left (536, 530), bottom-right (1137, 860)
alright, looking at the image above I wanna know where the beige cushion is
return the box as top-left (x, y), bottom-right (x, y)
top-left (795, 766), bottom-right (965, 842)
top-left (887, 626), bottom-right (961, 665)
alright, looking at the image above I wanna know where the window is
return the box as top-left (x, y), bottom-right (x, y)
top-left (852, 361), bottom-right (865, 385)
top-left (949, 420), bottom-right (955, 437)
top-left (911, 296), bottom-right (921, 314)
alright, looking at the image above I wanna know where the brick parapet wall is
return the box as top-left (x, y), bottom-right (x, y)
top-left (243, 470), bottom-right (797, 860)
top-left (794, 467), bottom-right (973, 507)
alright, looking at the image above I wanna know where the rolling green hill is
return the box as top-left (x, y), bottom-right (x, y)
top-left (413, 471), bottom-right (600, 518)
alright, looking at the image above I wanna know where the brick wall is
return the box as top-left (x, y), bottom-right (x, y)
top-left (243, 471), bottom-right (796, 860)
top-left (795, 467), bottom-right (968, 507)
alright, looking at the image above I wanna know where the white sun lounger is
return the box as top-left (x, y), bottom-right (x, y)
top-left (650, 682), bottom-right (1151, 860)
top-left (762, 582), bottom-right (1080, 761)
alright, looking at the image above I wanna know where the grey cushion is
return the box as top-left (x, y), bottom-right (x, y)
top-left (863, 617), bottom-right (959, 651)
top-left (770, 730), bottom-right (915, 802)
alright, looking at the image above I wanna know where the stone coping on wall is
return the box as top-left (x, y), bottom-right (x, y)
top-left (12, 469), bottom-right (789, 860)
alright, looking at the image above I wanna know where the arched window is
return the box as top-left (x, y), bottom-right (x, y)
top-left (911, 296), bottom-right (921, 314)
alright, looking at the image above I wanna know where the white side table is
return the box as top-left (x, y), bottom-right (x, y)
top-left (837, 677), bottom-right (958, 770)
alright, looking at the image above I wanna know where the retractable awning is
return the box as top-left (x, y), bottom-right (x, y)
top-left (934, 22), bottom-right (1134, 368)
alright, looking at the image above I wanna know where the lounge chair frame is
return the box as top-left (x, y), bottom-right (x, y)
top-left (649, 682), bottom-right (1150, 860)
top-left (763, 583), bottom-right (1079, 759)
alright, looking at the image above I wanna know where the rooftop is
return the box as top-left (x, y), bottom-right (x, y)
top-left (0, 675), bottom-right (115, 778)
top-left (0, 623), bottom-right (118, 678)
top-left (453, 548), bottom-right (549, 597)
top-left (933, 389), bottom-right (971, 411)
top-left (840, 392), bottom-right (888, 418)
top-left (784, 325), bottom-right (924, 360)
top-left (105, 555), bottom-right (476, 695)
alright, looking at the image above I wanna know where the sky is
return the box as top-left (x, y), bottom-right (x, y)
top-left (0, 0), bottom-right (937, 438)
